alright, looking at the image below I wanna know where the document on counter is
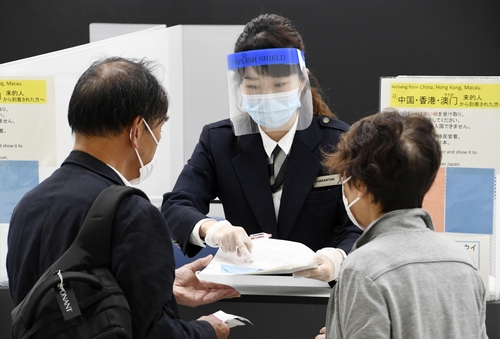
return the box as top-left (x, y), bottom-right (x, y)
top-left (197, 238), bottom-right (331, 294)
top-left (202, 238), bottom-right (317, 275)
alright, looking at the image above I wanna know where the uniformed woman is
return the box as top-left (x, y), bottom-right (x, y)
top-left (162, 13), bottom-right (361, 283)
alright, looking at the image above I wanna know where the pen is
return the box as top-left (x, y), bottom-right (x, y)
top-left (249, 232), bottom-right (272, 240)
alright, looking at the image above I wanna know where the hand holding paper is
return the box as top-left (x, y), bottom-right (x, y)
top-left (173, 255), bottom-right (240, 307)
top-left (210, 310), bottom-right (253, 328)
top-left (293, 248), bottom-right (345, 282)
top-left (197, 314), bottom-right (230, 339)
top-left (198, 310), bottom-right (251, 339)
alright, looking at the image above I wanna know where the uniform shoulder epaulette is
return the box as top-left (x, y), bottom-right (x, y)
top-left (317, 116), bottom-right (350, 132)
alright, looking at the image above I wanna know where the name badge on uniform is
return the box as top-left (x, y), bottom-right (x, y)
top-left (313, 174), bottom-right (342, 188)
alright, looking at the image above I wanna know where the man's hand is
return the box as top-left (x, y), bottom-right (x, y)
top-left (174, 255), bottom-right (241, 307)
top-left (198, 315), bottom-right (230, 339)
top-left (203, 220), bottom-right (253, 262)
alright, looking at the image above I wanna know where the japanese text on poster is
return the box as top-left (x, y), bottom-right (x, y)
top-left (380, 77), bottom-right (500, 170)
top-left (0, 80), bottom-right (47, 104)
top-left (0, 77), bottom-right (56, 167)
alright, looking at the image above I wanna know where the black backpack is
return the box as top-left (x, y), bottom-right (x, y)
top-left (11, 185), bottom-right (148, 339)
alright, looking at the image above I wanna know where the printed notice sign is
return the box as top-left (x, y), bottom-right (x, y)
top-left (0, 80), bottom-right (47, 104)
top-left (386, 83), bottom-right (500, 109)
top-left (381, 77), bottom-right (498, 299)
top-left (0, 77), bottom-right (57, 167)
top-left (380, 77), bottom-right (500, 170)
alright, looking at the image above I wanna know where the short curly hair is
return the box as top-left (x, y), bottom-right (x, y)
top-left (323, 110), bottom-right (441, 212)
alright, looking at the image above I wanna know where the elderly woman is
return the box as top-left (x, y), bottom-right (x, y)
top-left (322, 111), bottom-right (488, 339)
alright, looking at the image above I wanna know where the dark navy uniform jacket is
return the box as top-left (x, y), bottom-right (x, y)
top-left (7, 151), bottom-right (215, 339)
top-left (162, 116), bottom-right (362, 257)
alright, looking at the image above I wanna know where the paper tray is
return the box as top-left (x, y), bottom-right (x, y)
top-left (197, 271), bottom-right (332, 297)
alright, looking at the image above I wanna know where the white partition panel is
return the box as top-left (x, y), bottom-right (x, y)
top-left (0, 25), bottom-right (170, 201)
top-left (0, 24), bottom-right (244, 283)
top-left (165, 25), bottom-right (244, 183)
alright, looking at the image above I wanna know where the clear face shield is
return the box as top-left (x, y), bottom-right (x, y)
top-left (227, 48), bottom-right (313, 136)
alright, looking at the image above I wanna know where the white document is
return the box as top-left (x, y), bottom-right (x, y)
top-left (204, 238), bottom-right (317, 275)
top-left (211, 310), bottom-right (252, 328)
top-left (197, 238), bottom-right (331, 295)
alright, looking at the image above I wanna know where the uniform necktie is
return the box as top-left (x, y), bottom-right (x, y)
top-left (268, 145), bottom-right (288, 193)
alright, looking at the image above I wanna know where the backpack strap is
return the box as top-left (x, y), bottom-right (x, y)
top-left (50, 185), bottom-right (149, 272)
top-left (10, 186), bottom-right (148, 333)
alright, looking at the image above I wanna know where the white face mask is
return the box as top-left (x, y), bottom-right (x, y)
top-left (129, 118), bottom-right (159, 185)
top-left (241, 87), bottom-right (301, 129)
top-left (342, 176), bottom-right (365, 230)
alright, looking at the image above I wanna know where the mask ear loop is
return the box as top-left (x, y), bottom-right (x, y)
top-left (343, 177), bottom-right (367, 207)
top-left (141, 118), bottom-right (159, 145)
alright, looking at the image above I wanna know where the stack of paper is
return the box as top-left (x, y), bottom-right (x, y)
top-left (197, 238), bottom-right (331, 295)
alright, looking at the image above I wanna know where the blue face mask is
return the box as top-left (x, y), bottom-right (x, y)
top-left (241, 88), bottom-right (301, 129)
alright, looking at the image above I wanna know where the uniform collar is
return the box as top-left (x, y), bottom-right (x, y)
top-left (259, 116), bottom-right (299, 157)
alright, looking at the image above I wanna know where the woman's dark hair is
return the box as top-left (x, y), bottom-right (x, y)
top-left (68, 57), bottom-right (169, 137)
top-left (323, 110), bottom-right (442, 212)
top-left (235, 14), bottom-right (335, 118)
